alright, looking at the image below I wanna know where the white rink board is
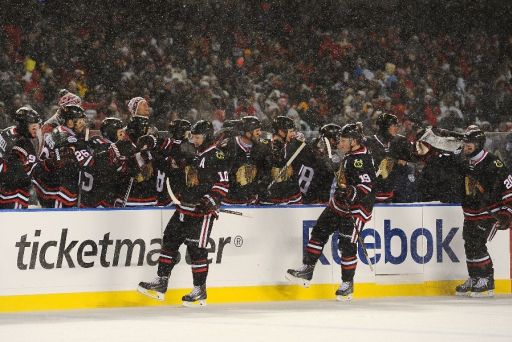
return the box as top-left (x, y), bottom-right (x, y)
top-left (0, 204), bottom-right (509, 296)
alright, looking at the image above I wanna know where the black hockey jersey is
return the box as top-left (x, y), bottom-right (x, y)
top-left (298, 137), bottom-right (338, 204)
top-left (258, 138), bottom-right (303, 205)
top-left (221, 136), bottom-right (267, 205)
top-left (32, 125), bottom-right (90, 207)
top-left (0, 127), bottom-right (38, 208)
top-left (365, 133), bottom-right (411, 202)
top-left (460, 150), bottom-right (512, 221)
top-left (175, 144), bottom-right (229, 217)
top-left (329, 146), bottom-right (376, 223)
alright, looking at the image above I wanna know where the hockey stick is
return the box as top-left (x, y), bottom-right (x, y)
top-left (267, 141), bottom-right (306, 190)
top-left (165, 178), bottom-right (250, 218)
top-left (121, 177), bottom-right (134, 208)
top-left (325, 138), bottom-right (374, 272)
top-left (76, 127), bottom-right (90, 208)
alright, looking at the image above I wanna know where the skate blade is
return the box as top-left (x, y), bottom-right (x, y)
top-left (137, 286), bottom-right (165, 301)
top-left (285, 273), bottom-right (311, 288)
top-left (470, 290), bottom-right (495, 298)
top-left (336, 294), bottom-right (353, 302)
top-left (182, 299), bottom-right (207, 307)
top-left (455, 291), bottom-right (472, 297)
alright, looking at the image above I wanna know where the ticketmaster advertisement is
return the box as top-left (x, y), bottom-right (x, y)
top-left (0, 204), bottom-right (509, 297)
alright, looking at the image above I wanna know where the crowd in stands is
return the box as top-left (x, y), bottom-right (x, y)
top-left (1, 1), bottom-right (511, 140)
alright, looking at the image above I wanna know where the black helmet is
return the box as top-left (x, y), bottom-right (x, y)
top-left (222, 119), bottom-right (242, 131)
top-left (14, 106), bottom-right (41, 138)
top-left (272, 116), bottom-right (295, 133)
top-left (463, 128), bottom-right (486, 156)
top-left (340, 123), bottom-right (363, 141)
top-left (168, 119), bottom-right (192, 140)
top-left (191, 120), bottom-right (214, 145)
top-left (241, 116), bottom-right (261, 133)
top-left (126, 116), bottom-right (150, 142)
top-left (319, 123), bottom-right (342, 141)
top-left (100, 117), bottom-right (125, 142)
top-left (60, 105), bottom-right (86, 121)
top-left (376, 112), bottom-right (398, 138)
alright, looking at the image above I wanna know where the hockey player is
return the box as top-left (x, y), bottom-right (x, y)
top-left (32, 105), bottom-right (90, 208)
top-left (41, 90), bottom-right (81, 139)
top-left (300, 123), bottom-right (342, 204)
top-left (453, 127), bottom-right (512, 297)
top-left (79, 117), bottom-right (130, 207)
top-left (154, 119), bottom-right (193, 207)
top-left (286, 123), bottom-right (376, 301)
top-left (221, 116), bottom-right (267, 205)
top-left (137, 120), bottom-right (229, 306)
top-left (365, 112), bottom-right (412, 202)
top-left (120, 115), bottom-right (158, 206)
top-left (0, 107), bottom-right (41, 208)
top-left (258, 116), bottom-right (304, 205)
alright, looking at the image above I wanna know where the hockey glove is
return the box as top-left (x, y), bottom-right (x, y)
top-left (335, 185), bottom-right (356, 204)
top-left (196, 195), bottom-right (219, 218)
top-left (137, 134), bottom-right (158, 151)
top-left (493, 212), bottom-right (512, 231)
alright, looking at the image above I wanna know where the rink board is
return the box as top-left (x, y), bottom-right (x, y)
top-left (0, 204), bottom-right (510, 312)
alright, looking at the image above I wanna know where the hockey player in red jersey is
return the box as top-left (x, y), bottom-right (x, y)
top-left (137, 120), bottom-right (229, 306)
top-left (286, 123), bottom-right (376, 301)
top-left (453, 127), bottom-right (512, 297)
top-left (0, 107), bottom-right (41, 208)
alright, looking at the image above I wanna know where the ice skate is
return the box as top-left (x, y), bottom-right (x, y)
top-left (182, 285), bottom-right (207, 307)
top-left (455, 277), bottom-right (475, 296)
top-left (285, 264), bottom-right (314, 288)
top-left (137, 276), bottom-right (169, 301)
top-left (470, 276), bottom-right (495, 298)
top-left (335, 280), bottom-right (353, 301)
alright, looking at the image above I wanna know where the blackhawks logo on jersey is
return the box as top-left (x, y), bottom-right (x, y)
top-left (354, 159), bottom-right (364, 168)
top-left (236, 164), bottom-right (257, 186)
top-left (216, 150), bottom-right (225, 160)
top-left (185, 165), bottom-right (199, 187)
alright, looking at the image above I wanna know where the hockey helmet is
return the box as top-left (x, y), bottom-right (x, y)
top-left (60, 105), bottom-right (86, 122)
top-left (340, 122), bottom-right (363, 141)
top-left (191, 120), bottom-right (214, 144)
top-left (463, 127), bottom-right (486, 155)
top-left (13, 106), bottom-right (41, 138)
top-left (100, 117), bottom-right (125, 142)
top-left (319, 123), bottom-right (342, 142)
top-left (168, 119), bottom-right (192, 140)
top-left (126, 116), bottom-right (150, 142)
top-left (241, 116), bottom-right (261, 133)
top-left (222, 119), bottom-right (242, 131)
top-left (272, 116), bottom-right (295, 133)
top-left (376, 112), bottom-right (398, 137)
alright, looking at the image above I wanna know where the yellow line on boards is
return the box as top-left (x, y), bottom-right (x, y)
top-left (0, 280), bottom-right (510, 313)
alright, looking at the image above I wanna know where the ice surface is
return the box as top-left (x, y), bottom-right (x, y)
top-left (1, 296), bottom-right (511, 342)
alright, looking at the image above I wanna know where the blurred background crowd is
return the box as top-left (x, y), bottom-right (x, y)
top-left (1, 0), bottom-right (511, 140)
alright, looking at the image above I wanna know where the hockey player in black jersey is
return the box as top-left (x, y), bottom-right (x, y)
top-left (365, 112), bottom-right (412, 202)
top-left (300, 123), bottom-right (342, 204)
top-left (32, 105), bottom-right (90, 208)
top-left (286, 123), bottom-right (376, 301)
top-left (0, 107), bottom-right (41, 209)
top-left (259, 116), bottom-right (304, 205)
top-left (137, 120), bottom-right (229, 306)
top-left (153, 119), bottom-right (193, 206)
top-left (120, 116), bottom-right (158, 206)
top-left (452, 127), bottom-right (512, 297)
top-left (78, 117), bottom-right (131, 208)
top-left (221, 116), bottom-right (267, 205)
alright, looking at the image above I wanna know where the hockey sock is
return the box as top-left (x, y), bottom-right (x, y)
top-left (303, 239), bottom-right (325, 265)
top-left (157, 249), bottom-right (179, 277)
top-left (341, 255), bottom-right (357, 281)
top-left (466, 254), bottom-right (494, 278)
